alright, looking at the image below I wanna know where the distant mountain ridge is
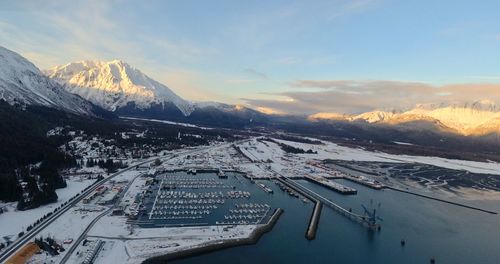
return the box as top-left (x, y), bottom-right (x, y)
top-left (45, 60), bottom-right (194, 116)
top-left (0, 46), bottom-right (101, 115)
top-left (309, 100), bottom-right (500, 136)
top-left (45, 60), bottom-right (270, 128)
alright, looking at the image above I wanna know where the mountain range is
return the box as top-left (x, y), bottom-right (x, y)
top-left (43, 59), bottom-right (268, 127)
top-left (309, 100), bottom-right (500, 136)
top-left (2, 44), bottom-right (500, 138)
top-left (44, 60), bottom-right (194, 116)
top-left (0, 46), bottom-right (103, 116)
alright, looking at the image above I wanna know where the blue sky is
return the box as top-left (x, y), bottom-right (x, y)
top-left (1, 0), bottom-right (500, 114)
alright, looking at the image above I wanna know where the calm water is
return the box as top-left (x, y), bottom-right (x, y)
top-left (167, 177), bottom-right (500, 264)
top-left (138, 172), bottom-right (277, 226)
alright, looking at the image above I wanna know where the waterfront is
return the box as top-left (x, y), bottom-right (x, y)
top-left (170, 178), bottom-right (500, 264)
top-left (136, 171), bottom-right (279, 227)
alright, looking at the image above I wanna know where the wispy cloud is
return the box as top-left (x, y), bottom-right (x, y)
top-left (244, 79), bottom-right (500, 115)
top-left (244, 68), bottom-right (270, 80)
top-left (327, 0), bottom-right (377, 21)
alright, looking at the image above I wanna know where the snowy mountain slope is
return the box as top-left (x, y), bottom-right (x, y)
top-left (352, 110), bottom-right (398, 123)
top-left (45, 60), bottom-right (194, 116)
top-left (0, 46), bottom-right (97, 115)
top-left (308, 100), bottom-right (500, 136)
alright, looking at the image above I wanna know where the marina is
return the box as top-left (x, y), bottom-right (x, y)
top-left (131, 171), bottom-right (279, 227)
top-left (170, 176), bottom-right (500, 264)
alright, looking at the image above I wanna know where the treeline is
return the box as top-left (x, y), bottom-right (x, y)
top-left (261, 137), bottom-right (317, 154)
top-left (0, 102), bottom-right (79, 208)
top-left (86, 158), bottom-right (127, 173)
top-left (272, 134), bottom-right (323, 145)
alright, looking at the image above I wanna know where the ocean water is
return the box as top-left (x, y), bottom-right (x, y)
top-left (166, 177), bottom-right (500, 264)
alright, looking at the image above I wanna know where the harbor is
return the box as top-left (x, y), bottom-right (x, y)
top-left (170, 175), bottom-right (500, 264)
top-left (130, 171), bottom-right (280, 227)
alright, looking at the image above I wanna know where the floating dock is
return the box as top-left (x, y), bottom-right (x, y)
top-left (305, 175), bottom-right (357, 195)
top-left (257, 183), bottom-right (274, 194)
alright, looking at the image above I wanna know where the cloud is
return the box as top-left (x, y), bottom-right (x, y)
top-left (243, 80), bottom-right (500, 115)
top-left (0, 1), bottom-right (214, 100)
top-left (244, 68), bottom-right (270, 80)
top-left (327, 0), bottom-right (377, 21)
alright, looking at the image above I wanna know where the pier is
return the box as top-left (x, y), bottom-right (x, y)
top-left (275, 177), bottom-right (323, 240)
top-left (342, 175), bottom-right (384, 190)
top-left (305, 175), bottom-right (357, 195)
top-left (278, 177), bottom-right (380, 229)
top-left (306, 201), bottom-right (323, 240)
top-left (308, 161), bottom-right (384, 190)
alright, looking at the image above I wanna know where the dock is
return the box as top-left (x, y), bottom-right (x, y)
top-left (308, 161), bottom-right (384, 189)
top-left (343, 175), bottom-right (384, 190)
top-left (278, 177), bottom-right (380, 229)
top-left (305, 175), bottom-right (357, 195)
top-left (256, 183), bottom-right (274, 194)
top-left (275, 177), bottom-right (323, 240)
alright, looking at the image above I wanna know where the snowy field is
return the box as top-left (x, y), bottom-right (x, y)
top-left (90, 225), bottom-right (257, 264)
top-left (0, 177), bottom-right (94, 240)
top-left (270, 138), bottom-right (500, 175)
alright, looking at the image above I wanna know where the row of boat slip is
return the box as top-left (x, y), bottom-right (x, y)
top-left (226, 191), bottom-right (251, 199)
top-left (216, 220), bottom-right (254, 225)
top-left (151, 209), bottom-right (212, 216)
top-left (223, 214), bottom-right (265, 220)
top-left (161, 184), bottom-right (232, 189)
top-left (159, 205), bottom-right (219, 210)
top-left (152, 215), bottom-right (204, 220)
top-left (159, 178), bottom-right (223, 184)
top-left (235, 203), bottom-right (270, 209)
top-left (160, 175), bottom-right (217, 180)
top-left (156, 199), bottom-right (226, 205)
top-left (229, 208), bottom-right (268, 214)
top-left (160, 179), bottom-right (226, 184)
top-left (155, 190), bottom-right (250, 199)
top-left (158, 191), bottom-right (225, 199)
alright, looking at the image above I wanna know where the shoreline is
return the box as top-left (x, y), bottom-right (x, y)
top-left (142, 208), bottom-right (284, 263)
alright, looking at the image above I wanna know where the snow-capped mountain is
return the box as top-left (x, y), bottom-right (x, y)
top-left (309, 100), bottom-right (500, 136)
top-left (45, 60), bottom-right (194, 116)
top-left (0, 46), bottom-right (97, 115)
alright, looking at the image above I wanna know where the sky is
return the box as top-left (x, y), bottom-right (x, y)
top-left (1, 0), bottom-right (500, 115)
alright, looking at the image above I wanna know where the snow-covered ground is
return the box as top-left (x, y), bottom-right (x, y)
top-left (85, 223), bottom-right (257, 264)
top-left (270, 137), bottom-right (500, 175)
top-left (9, 135), bottom-right (500, 263)
top-left (120, 117), bottom-right (212, 130)
top-left (0, 177), bottom-right (94, 241)
top-left (28, 205), bottom-right (107, 263)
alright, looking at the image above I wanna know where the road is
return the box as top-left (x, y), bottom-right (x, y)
top-left (60, 171), bottom-right (148, 264)
top-left (0, 155), bottom-right (160, 263)
top-left (0, 139), bottom-right (249, 263)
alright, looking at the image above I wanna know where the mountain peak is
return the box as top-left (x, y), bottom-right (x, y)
top-left (46, 60), bottom-right (194, 115)
top-left (0, 46), bottom-right (97, 115)
top-left (308, 100), bottom-right (500, 136)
